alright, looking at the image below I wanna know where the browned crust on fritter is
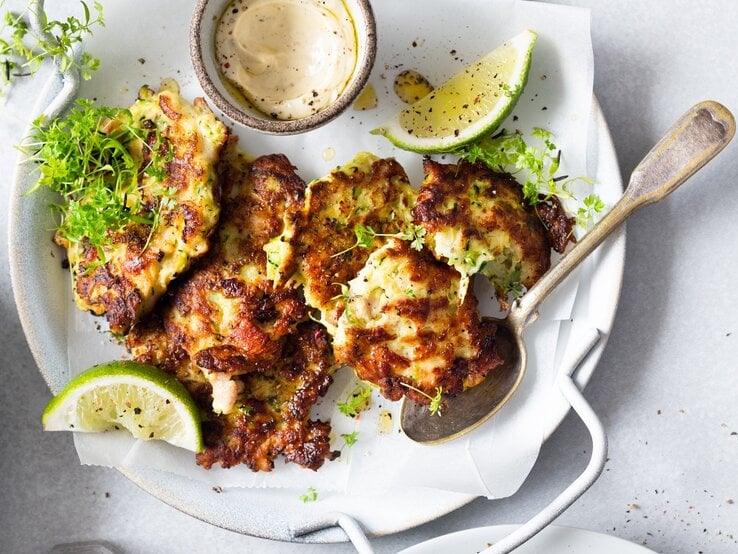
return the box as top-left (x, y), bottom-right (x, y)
top-left (129, 318), bottom-right (339, 472)
top-left (536, 194), bottom-right (576, 253)
top-left (126, 151), bottom-right (341, 472)
top-left (196, 323), bottom-right (339, 472)
top-left (335, 240), bottom-right (504, 404)
top-left (162, 152), bottom-right (308, 374)
top-left (412, 159), bottom-right (552, 306)
top-left (297, 155), bottom-right (415, 326)
top-left (126, 313), bottom-right (213, 407)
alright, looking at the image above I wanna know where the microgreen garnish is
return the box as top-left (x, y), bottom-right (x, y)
top-left (0, 0), bottom-right (103, 93)
top-left (299, 487), bottom-right (318, 503)
top-left (26, 98), bottom-right (174, 262)
top-left (576, 193), bottom-right (605, 229)
top-left (337, 384), bottom-right (372, 418)
top-left (330, 282), bottom-right (360, 325)
top-left (396, 223), bottom-right (427, 251)
top-left (341, 431), bottom-right (359, 448)
top-left (401, 383), bottom-right (444, 416)
top-left (428, 387), bottom-right (443, 416)
top-left (331, 223), bottom-right (426, 258)
top-left (330, 282), bottom-right (352, 302)
top-left (503, 265), bottom-right (524, 300)
top-left (456, 127), bottom-right (604, 229)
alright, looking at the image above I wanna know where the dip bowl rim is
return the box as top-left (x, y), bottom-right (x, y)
top-left (189, 0), bottom-right (377, 135)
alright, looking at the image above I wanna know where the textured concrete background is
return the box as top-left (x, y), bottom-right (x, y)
top-left (2, 0), bottom-right (737, 552)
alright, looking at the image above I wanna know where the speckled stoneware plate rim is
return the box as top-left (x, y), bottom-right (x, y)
top-left (8, 1), bottom-right (626, 542)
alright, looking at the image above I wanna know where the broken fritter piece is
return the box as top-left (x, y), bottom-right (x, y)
top-left (293, 152), bottom-right (418, 332)
top-left (535, 194), bottom-right (576, 253)
top-left (59, 82), bottom-right (229, 334)
top-left (160, 150), bottom-right (309, 414)
top-left (412, 159), bottom-right (552, 309)
top-left (128, 316), bottom-right (338, 472)
top-left (333, 238), bottom-right (504, 404)
top-left (196, 322), bottom-right (339, 472)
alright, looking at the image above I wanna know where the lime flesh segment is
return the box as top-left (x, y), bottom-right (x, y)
top-left (373, 30), bottom-right (537, 153)
top-left (42, 361), bottom-right (203, 452)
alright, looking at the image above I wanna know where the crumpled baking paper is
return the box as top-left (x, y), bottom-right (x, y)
top-left (69, 0), bottom-right (601, 499)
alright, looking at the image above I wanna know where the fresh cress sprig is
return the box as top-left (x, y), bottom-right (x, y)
top-left (27, 98), bottom-right (174, 262)
top-left (341, 431), bottom-right (359, 449)
top-left (337, 384), bottom-right (372, 418)
top-left (401, 382), bottom-right (443, 416)
top-left (331, 222), bottom-right (426, 258)
top-left (0, 0), bottom-right (104, 93)
top-left (455, 127), bottom-right (605, 229)
top-left (299, 487), bottom-right (318, 503)
top-left (27, 100), bottom-right (139, 252)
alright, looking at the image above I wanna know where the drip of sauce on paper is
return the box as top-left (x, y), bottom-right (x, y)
top-left (393, 70), bottom-right (434, 104)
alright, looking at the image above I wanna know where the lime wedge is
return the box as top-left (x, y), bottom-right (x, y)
top-left (42, 361), bottom-right (203, 452)
top-left (372, 29), bottom-right (537, 153)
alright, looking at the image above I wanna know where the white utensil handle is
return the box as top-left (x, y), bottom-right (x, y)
top-left (481, 336), bottom-right (608, 553)
top-left (291, 512), bottom-right (375, 553)
top-left (293, 330), bottom-right (606, 553)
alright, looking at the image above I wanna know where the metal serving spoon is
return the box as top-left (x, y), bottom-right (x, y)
top-left (401, 100), bottom-right (736, 444)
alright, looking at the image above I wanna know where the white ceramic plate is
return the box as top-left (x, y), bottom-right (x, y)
top-left (9, 0), bottom-right (625, 543)
top-left (398, 525), bottom-right (657, 554)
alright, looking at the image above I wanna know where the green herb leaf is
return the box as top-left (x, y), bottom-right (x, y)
top-left (1, 0), bottom-right (103, 93)
top-left (26, 98), bottom-right (173, 262)
top-left (299, 487), bottom-right (318, 503)
top-left (396, 223), bottom-right (426, 251)
top-left (576, 193), bottom-right (605, 229)
top-left (400, 382), bottom-right (444, 416)
top-left (428, 386), bottom-right (443, 416)
top-left (337, 384), bottom-right (372, 418)
top-left (341, 431), bottom-right (359, 448)
top-left (455, 127), bottom-right (604, 229)
top-left (355, 224), bottom-right (377, 249)
top-left (331, 222), bottom-right (426, 258)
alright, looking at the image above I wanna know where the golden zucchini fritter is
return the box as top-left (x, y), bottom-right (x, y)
top-left (412, 159), bottom-right (551, 309)
top-left (125, 149), bottom-right (339, 470)
top-left (160, 150), bottom-right (309, 414)
top-left (59, 82), bottom-right (228, 334)
top-left (333, 238), bottom-right (504, 404)
top-left (128, 317), bottom-right (338, 472)
top-left (293, 152), bottom-right (418, 332)
top-left (197, 322), bottom-right (339, 472)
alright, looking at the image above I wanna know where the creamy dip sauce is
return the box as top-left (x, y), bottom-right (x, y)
top-left (215, 0), bottom-right (358, 120)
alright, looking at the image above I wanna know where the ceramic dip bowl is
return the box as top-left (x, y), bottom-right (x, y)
top-left (190, 0), bottom-right (377, 134)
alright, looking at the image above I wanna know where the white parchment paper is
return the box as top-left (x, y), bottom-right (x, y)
top-left (69, 0), bottom-right (596, 499)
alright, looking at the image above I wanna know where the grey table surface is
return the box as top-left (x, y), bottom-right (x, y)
top-left (2, 1), bottom-right (738, 552)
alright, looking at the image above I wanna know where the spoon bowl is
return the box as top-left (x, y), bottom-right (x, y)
top-left (401, 100), bottom-right (736, 444)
